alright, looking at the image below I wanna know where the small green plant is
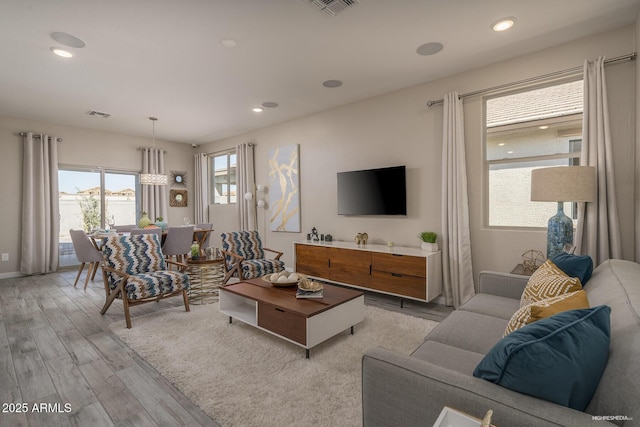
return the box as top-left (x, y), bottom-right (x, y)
top-left (418, 231), bottom-right (437, 243)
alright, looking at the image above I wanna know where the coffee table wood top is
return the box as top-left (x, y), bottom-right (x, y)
top-left (221, 278), bottom-right (363, 318)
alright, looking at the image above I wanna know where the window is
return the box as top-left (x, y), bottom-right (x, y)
top-left (58, 167), bottom-right (139, 266)
top-left (485, 80), bottom-right (583, 228)
top-left (210, 150), bottom-right (237, 204)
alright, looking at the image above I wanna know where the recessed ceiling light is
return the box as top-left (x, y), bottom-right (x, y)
top-left (51, 47), bottom-right (73, 58)
top-left (322, 80), bottom-right (343, 88)
top-left (252, 107), bottom-right (263, 113)
top-left (416, 42), bottom-right (444, 56)
top-left (492, 17), bottom-right (516, 32)
top-left (539, 125), bottom-right (549, 129)
top-left (51, 32), bottom-right (85, 48)
top-left (498, 143), bottom-right (506, 146)
top-left (507, 150), bottom-right (514, 154)
top-left (262, 102), bottom-right (279, 108)
top-left (220, 38), bottom-right (237, 48)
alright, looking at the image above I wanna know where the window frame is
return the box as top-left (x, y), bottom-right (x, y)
top-left (209, 148), bottom-right (237, 205)
top-left (483, 79), bottom-right (583, 230)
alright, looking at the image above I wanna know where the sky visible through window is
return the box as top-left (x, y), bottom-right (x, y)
top-left (59, 170), bottom-right (134, 193)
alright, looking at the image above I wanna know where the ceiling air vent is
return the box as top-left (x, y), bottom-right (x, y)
top-left (309, 0), bottom-right (358, 16)
top-left (87, 110), bottom-right (111, 118)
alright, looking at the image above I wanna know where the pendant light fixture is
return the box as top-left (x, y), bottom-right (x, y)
top-left (140, 117), bottom-right (168, 185)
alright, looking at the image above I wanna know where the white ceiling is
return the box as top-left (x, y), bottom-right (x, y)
top-left (2, 0), bottom-right (640, 144)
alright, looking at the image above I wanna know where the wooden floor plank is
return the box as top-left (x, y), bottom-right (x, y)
top-left (11, 350), bottom-right (57, 402)
top-left (44, 356), bottom-right (97, 410)
top-left (78, 358), bottom-right (146, 423)
top-left (117, 364), bottom-right (201, 427)
top-left (24, 393), bottom-right (71, 427)
top-left (29, 325), bottom-right (69, 362)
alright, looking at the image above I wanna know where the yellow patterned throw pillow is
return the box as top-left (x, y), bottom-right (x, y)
top-left (520, 259), bottom-right (582, 307)
top-left (505, 290), bottom-right (590, 336)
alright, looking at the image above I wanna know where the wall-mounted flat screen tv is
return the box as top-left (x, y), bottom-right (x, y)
top-left (337, 165), bottom-right (407, 216)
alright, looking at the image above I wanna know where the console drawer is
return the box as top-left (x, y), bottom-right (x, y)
top-left (370, 271), bottom-right (426, 300)
top-left (257, 302), bottom-right (306, 345)
top-left (372, 253), bottom-right (426, 278)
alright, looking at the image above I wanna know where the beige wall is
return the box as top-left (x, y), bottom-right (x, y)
top-left (0, 115), bottom-right (195, 276)
top-left (203, 25), bottom-right (637, 278)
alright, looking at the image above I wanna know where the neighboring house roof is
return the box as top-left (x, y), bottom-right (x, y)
top-left (486, 80), bottom-right (583, 128)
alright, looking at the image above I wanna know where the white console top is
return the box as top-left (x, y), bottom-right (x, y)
top-left (295, 240), bottom-right (440, 257)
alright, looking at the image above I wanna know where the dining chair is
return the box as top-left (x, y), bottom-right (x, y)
top-left (220, 230), bottom-right (285, 283)
top-left (162, 226), bottom-right (195, 263)
top-left (69, 229), bottom-right (103, 289)
top-left (101, 233), bottom-right (190, 328)
top-left (130, 227), bottom-right (162, 240)
top-left (113, 224), bottom-right (135, 233)
top-left (196, 223), bottom-right (213, 249)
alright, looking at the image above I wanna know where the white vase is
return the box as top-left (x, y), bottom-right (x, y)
top-left (421, 242), bottom-right (438, 252)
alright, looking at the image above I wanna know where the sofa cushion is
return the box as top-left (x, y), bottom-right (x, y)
top-left (411, 341), bottom-right (485, 376)
top-left (551, 252), bottom-right (594, 285)
top-left (473, 305), bottom-right (611, 411)
top-left (521, 259), bottom-right (582, 307)
top-left (425, 310), bottom-right (508, 355)
top-left (504, 290), bottom-right (590, 336)
top-left (458, 294), bottom-right (521, 321)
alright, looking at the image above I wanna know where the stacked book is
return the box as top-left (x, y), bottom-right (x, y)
top-left (296, 287), bottom-right (324, 298)
top-left (296, 279), bottom-right (324, 298)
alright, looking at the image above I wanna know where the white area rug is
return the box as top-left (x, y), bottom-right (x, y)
top-left (110, 303), bottom-right (438, 427)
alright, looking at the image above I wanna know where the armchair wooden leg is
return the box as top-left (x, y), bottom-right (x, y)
top-left (73, 262), bottom-right (86, 287)
top-left (183, 289), bottom-right (190, 312)
top-left (101, 284), bottom-right (123, 315)
top-left (122, 297), bottom-right (132, 329)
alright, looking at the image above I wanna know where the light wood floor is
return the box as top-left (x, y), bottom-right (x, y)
top-left (0, 268), bottom-right (451, 427)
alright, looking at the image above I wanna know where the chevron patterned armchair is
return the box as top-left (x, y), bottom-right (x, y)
top-left (100, 233), bottom-right (190, 328)
top-left (220, 231), bottom-right (285, 282)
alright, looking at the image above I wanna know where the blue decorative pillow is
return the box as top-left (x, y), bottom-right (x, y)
top-left (551, 252), bottom-right (594, 285)
top-left (473, 306), bottom-right (610, 411)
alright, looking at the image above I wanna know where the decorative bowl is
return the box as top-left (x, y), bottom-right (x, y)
top-left (298, 278), bottom-right (323, 292)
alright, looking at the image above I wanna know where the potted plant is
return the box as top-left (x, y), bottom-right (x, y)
top-left (419, 231), bottom-right (438, 251)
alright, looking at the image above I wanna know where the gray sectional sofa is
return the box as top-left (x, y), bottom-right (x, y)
top-left (362, 259), bottom-right (640, 426)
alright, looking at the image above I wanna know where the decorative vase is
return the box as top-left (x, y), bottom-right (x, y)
top-left (138, 212), bottom-right (152, 229)
top-left (155, 220), bottom-right (168, 231)
top-left (421, 242), bottom-right (438, 252)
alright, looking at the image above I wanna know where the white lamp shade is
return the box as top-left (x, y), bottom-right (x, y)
top-left (531, 166), bottom-right (596, 202)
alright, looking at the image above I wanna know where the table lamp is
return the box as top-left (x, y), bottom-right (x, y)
top-left (530, 166), bottom-right (596, 259)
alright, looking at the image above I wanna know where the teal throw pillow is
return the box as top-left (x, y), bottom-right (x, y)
top-left (551, 252), bottom-right (594, 285)
top-left (473, 306), bottom-right (610, 411)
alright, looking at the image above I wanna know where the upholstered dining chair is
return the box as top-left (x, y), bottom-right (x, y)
top-left (196, 223), bottom-right (213, 249)
top-left (220, 230), bottom-right (285, 283)
top-left (113, 224), bottom-right (135, 233)
top-left (69, 229), bottom-right (103, 289)
top-left (162, 226), bottom-right (195, 263)
top-left (130, 227), bottom-right (162, 239)
top-left (100, 233), bottom-right (190, 328)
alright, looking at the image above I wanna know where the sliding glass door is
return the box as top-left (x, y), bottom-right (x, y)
top-left (58, 167), bottom-right (139, 267)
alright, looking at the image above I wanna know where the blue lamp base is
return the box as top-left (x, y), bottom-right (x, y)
top-left (547, 202), bottom-right (573, 259)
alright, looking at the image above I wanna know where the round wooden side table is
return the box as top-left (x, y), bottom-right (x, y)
top-left (186, 257), bottom-right (225, 304)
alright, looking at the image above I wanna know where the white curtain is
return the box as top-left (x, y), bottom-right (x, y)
top-left (141, 148), bottom-right (168, 222)
top-left (21, 133), bottom-right (60, 274)
top-left (441, 92), bottom-right (475, 308)
top-left (575, 56), bottom-right (622, 265)
top-left (194, 153), bottom-right (209, 224)
top-left (236, 143), bottom-right (256, 231)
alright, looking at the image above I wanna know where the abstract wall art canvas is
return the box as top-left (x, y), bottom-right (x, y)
top-left (268, 144), bottom-right (300, 232)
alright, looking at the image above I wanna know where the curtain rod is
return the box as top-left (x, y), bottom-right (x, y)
top-left (427, 52), bottom-right (637, 107)
top-left (137, 147), bottom-right (168, 154)
top-left (18, 132), bottom-right (62, 142)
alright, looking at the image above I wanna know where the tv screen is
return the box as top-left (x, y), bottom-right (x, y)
top-left (337, 166), bottom-right (407, 216)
